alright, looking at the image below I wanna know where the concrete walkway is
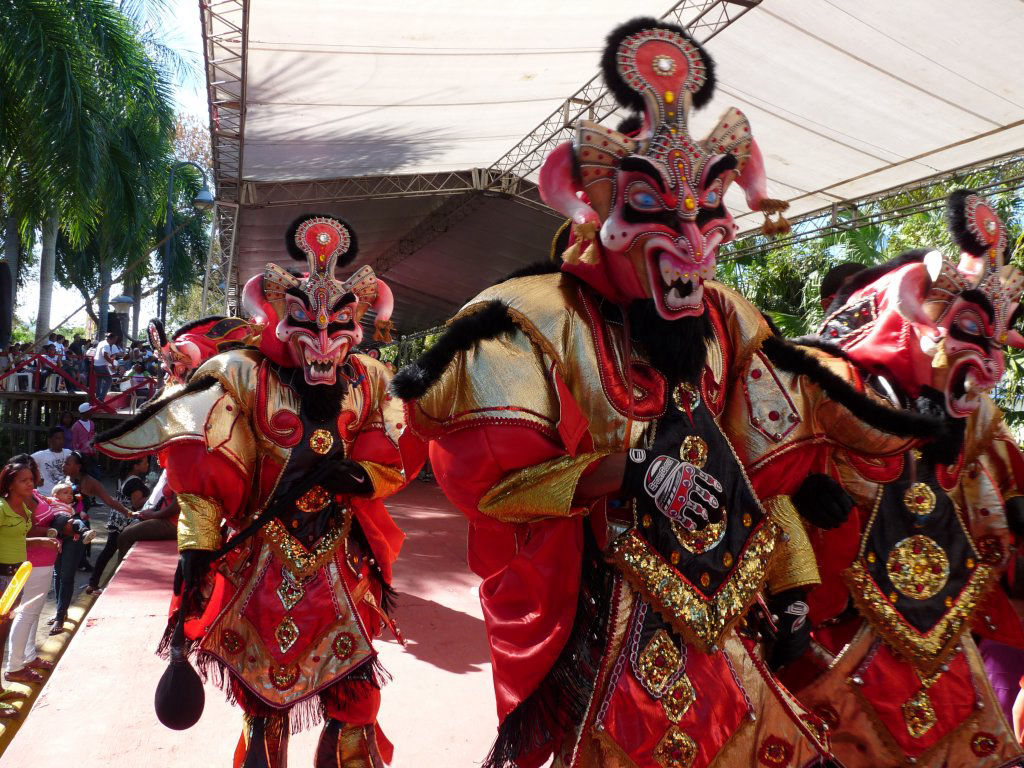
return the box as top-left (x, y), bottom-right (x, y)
top-left (2, 482), bottom-right (498, 767)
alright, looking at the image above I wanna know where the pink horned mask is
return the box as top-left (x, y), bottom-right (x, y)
top-left (538, 17), bottom-right (789, 320)
top-left (821, 191), bottom-right (1024, 418)
top-left (241, 214), bottom-right (394, 386)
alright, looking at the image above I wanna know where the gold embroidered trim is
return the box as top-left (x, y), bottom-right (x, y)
top-left (654, 726), bottom-right (698, 768)
top-left (844, 559), bottom-right (993, 674)
top-left (355, 460), bottom-right (405, 500)
top-left (478, 451), bottom-right (611, 523)
top-left (764, 495), bottom-right (821, 594)
top-left (608, 523), bottom-right (778, 652)
top-left (264, 513), bottom-right (351, 579)
top-left (295, 485), bottom-right (330, 514)
top-left (887, 536), bottom-right (949, 600)
top-left (176, 493), bottom-right (224, 551)
top-left (663, 674), bottom-right (696, 723)
top-left (637, 629), bottom-right (682, 695)
top-left (275, 616), bottom-right (299, 654)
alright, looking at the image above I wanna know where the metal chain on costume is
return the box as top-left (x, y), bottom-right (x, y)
top-left (626, 601), bottom-right (689, 700)
top-left (723, 648), bottom-right (756, 721)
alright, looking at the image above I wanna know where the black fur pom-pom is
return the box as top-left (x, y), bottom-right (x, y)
top-left (946, 189), bottom-right (988, 256)
top-left (285, 213), bottom-right (359, 267)
top-left (601, 17), bottom-right (715, 112)
top-left (616, 113), bottom-right (643, 135)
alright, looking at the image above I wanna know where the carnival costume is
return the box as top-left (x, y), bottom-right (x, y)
top-left (99, 215), bottom-right (423, 768)
top-left (749, 192), bottom-right (1024, 767)
top-left (396, 18), bottom-right (837, 768)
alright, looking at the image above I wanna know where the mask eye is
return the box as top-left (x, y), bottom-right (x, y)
top-left (627, 183), bottom-right (663, 212)
top-left (289, 305), bottom-right (309, 322)
top-left (334, 309), bottom-right (352, 324)
top-left (958, 313), bottom-right (981, 336)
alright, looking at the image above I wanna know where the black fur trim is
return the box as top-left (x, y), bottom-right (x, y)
top-left (616, 113), bottom-right (643, 135)
top-left (826, 250), bottom-right (930, 315)
top-left (483, 526), bottom-right (612, 768)
top-left (285, 213), bottom-right (359, 268)
top-left (601, 18), bottom-right (715, 112)
top-left (391, 301), bottom-right (517, 400)
top-left (820, 262), bottom-right (867, 306)
top-left (170, 315), bottom-right (228, 338)
top-left (496, 261), bottom-right (563, 285)
top-left (96, 375), bottom-right (220, 444)
top-left (760, 336), bottom-right (948, 440)
top-left (148, 318), bottom-right (168, 347)
top-left (788, 336), bottom-right (853, 362)
top-left (946, 189), bottom-right (989, 256)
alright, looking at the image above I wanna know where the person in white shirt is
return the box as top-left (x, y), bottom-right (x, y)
top-left (30, 426), bottom-right (73, 495)
top-left (92, 332), bottom-right (117, 400)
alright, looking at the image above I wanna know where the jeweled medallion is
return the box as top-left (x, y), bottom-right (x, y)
top-left (309, 428), bottom-right (334, 455)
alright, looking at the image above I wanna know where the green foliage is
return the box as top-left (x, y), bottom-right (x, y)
top-left (718, 162), bottom-right (1024, 427)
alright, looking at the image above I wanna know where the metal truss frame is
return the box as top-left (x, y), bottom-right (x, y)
top-left (722, 149), bottom-right (1024, 264)
top-left (373, 0), bottom-right (762, 277)
top-left (200, 0), bottom-right (248, 316)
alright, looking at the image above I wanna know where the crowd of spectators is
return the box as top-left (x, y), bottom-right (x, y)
top-left (0, 405), bottom-right (177, 716)
top-left (0, 331), bottom-right (160, 400)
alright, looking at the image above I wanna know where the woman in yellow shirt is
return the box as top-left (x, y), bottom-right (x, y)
top-left (0, 458), bottom-right (47, 717)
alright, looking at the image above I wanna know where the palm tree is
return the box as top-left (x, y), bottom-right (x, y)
top-left (0, 0), bottom-right (176, 344)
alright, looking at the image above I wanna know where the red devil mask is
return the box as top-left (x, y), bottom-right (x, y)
top-left (241, 215), bottom-right (394, 385)
top-left (538, 18), bottom-right (788, 319)
top-left (148, 317), bottom-right (259, 385)
top-left (822, 191), bottom-right (1024, 418)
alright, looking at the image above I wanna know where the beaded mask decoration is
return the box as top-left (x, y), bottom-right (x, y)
top-left (242, 215), bottom-right (394, 385)
top-left (539, 17), bottom-right (789, 320)
top-left (820, 191), bottom-right (1024, 418)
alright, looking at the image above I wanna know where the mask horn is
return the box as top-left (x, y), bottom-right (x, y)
top-left (735, 137), bottom-right (790, 234)
top-left (1005, 329), bottom-right (1024, 350)
top-left (539, 141), bottom-right (601, 237)
top-left (373, 279), bottom-right (395, 343)
top-left (890, 261), bottom-right (935, 327)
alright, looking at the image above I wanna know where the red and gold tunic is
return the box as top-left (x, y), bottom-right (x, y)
top-left (100, 349), bottom-right (422, 720)
top-left (733, 343), bottom-right (1024, 768)
top-left (404, 272), bottom-right (830, 768)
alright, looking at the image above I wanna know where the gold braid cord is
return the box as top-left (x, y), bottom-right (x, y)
top-left (176, 493), bottom-right (224, 551)
top-left (764, 495), bottom-right (821, 594)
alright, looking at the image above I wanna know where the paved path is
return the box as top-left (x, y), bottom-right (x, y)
top-left (2, 482), bottom-right (498, 767)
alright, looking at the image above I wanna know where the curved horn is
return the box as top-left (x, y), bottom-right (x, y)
top-left (539, 141), bottom-right (601, 231)
top-left (736, 137), bottom-right (769, 212)
top-left (1005, 329), bottom-right (1024, 350)
top-left (889, 261), bottom-right (935, 326)
top-left (372, 279), bottom-right (395, 343)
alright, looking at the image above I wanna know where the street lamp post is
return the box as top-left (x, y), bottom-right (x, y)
top-left (158, 161), bottom-right (214, 324)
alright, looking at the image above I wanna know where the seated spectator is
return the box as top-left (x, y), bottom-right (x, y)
top-left (50, 452), bottom-right (131, 634)
top-left (38, 343), bottom-right (58, 390)
top-left (129, 363), bottom-right (151, 402)
top-left (115, 467), bottom-right (177, 560)
top-left (58, 411), bottom-right (74, 448)
top-left (86, 457), bottom-right (149, 595)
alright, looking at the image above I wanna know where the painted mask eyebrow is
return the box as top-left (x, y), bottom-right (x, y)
top-left (959, 290), bottom-right (995, 323)
top-left (620, 156), bottom-right (669, 193)
top-left (330, 291), bottom-right (357, 312)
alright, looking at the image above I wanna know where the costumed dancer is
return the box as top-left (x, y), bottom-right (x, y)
top-left (396, 18), bottom-right (837, 768)
top-left (751, 191), bottom-right (1024, 766)
top-left (99, 215), bottom-right (423, 768)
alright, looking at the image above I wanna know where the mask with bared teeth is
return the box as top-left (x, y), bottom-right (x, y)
top-left (538, 17), bottom-right (789, 319)
top-left (241, 215), bottom-right (394, 386)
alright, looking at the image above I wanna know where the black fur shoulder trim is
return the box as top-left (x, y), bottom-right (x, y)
top-left (97, 375), bottom-right (219, 444)
top-left (601, 18), bottom-right (715, 112)
top-left (760, 335), bottom-right (947, 440)
top-left (616, 113), bottom-right (643, 135)
top-left (391, 301), bottom-right (517, 401)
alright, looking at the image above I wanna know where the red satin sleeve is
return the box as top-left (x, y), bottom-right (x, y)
top-left (161, 442), bottom-right (250, 527)
top-left (429, 424), bottom-right (583, 723)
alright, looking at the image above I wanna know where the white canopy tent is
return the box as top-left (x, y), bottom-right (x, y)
top-left (199, 0), bottom-right (1024, 333)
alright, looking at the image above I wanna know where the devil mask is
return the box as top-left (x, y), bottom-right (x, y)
top-left (241, 215), bottom-right (394, 386)
top-left (821, 191), bottom-right (1024, 418)
top-left (539, 18), bottom-right (788, 319)
top-left (149, 317), bottom-right (259, 385)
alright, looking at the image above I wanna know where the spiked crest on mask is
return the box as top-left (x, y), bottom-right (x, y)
top-left (539, 17), bottom-right (788, 319)
top-left (820, 191), bottom-right (1024, 418)
top-left (241, 215), bottom-right (394, 386)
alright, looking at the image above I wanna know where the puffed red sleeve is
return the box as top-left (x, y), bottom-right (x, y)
top-left (429, 422), bottom-right (585, 724)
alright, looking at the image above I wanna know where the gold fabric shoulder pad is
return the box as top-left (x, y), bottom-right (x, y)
top-left (408, 273), bottom-right (584, 440)
top-left (704, 281), bottom-right (774, 376)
